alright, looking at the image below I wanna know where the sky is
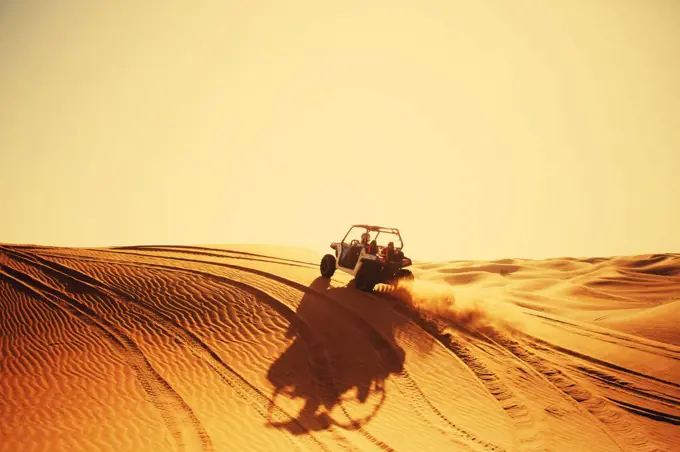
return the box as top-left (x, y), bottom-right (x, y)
top-left (1, 0), bottom-right (678, 262)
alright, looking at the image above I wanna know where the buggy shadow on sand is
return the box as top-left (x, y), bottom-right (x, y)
top-left (265, 277), bottom-right (407, 434)
top-left (319, 225), bottom-right (415, 292)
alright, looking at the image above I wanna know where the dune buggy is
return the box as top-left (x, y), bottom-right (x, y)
top-left (319, 224), bottom-right (414, 292)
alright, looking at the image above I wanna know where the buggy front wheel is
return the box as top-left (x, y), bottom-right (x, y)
top-left (320, 254), bottom-right (336, 278)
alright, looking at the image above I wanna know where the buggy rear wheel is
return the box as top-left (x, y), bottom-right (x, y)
top-left (355, 261), bottom-right (379, 292)
top-left (320, 254), bottom-right (336, 278)
top-left (392, 269), bottom-right (414, 287)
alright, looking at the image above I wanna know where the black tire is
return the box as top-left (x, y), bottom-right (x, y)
top-left (391, 269), bottom-right (414, 287)
top-left (355, 261), bottom-right (379, 292)
top-left (320, 254), bottom-right (336, 278)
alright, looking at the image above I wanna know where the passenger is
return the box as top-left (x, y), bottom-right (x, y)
top-left (367, 240), bottom-right (378, 255)
top-left (385, 242), bottom-right (397, 261)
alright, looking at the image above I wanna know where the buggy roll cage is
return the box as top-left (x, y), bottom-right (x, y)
top-left (340, 225), bottom-right (405, 249)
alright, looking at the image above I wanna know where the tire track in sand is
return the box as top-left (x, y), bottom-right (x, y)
top-left (379, 285), bottom-right (642, 452)
top-left (483, 332), bottom-right (666, 452)
top-left (375, 291), bottom-right (549, 452)
top-left (1, 246), bottom-right (330, 452)
top-left (0, 260), bottom-right (212, 452)
top-left (113, 245), bottom-right (318, 268)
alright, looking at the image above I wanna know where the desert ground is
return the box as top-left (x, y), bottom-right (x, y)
top-left (1, 244), bottom-right (678, 451)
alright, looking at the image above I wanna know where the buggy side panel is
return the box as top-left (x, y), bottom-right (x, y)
top-left (340, 244), bottom-right (362, 269)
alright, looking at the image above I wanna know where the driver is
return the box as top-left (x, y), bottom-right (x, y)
top-left (360, 232), bottom-right (370, 246)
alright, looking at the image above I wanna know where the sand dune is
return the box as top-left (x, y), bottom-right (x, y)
top-left (1, 245), bottom-right (678, 451)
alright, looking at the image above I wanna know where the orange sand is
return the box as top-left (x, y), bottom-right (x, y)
top-left (1, 244), bottom-right (678, 451)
